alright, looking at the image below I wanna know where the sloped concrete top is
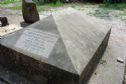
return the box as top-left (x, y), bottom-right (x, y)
top-left (53, 9), bottom-right (110, 75)
top-left (0, 8), bottom-right (110, 76)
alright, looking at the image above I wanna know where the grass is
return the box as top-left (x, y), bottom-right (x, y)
top-left (0, 0), bottom-right (20, 5)
top-left (9, 6), bottom-right (22, 10)
top-left (37, 5), bottom-right (48, 12)
top-left (99, 3), bottom-right (126, 10)
top-left (0, 0), bottom-right (64, 12)
top-left (37, 1), bottom-right (64, 11)
top-left (7, 1), bottom-right (64, 12)
top-left (5, 5), bottom-right (47, 12)
top-left (8, 5), bottom-right (47, 12)
top-left (47, 1), bottom-right (64, 7)
top-left (35, 0), bottom-right (64, 7)
top-left (93, 9), bottom-right (110, 17)
top-left (98, 3), bottom-right (126, 18)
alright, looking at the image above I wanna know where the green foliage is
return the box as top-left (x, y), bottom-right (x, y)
top-left (0, 0), bottom-right (20, 5)
top-left (37, 5), bottom-right (47, 11)
top-left (4, 0), bottom-right (64, 12)
top-left (47, 1), bottom-right (64, 7)
top-left (100, 3), bottom-right (126, 10)
top-left (36, 1), bottom-right (64, 11)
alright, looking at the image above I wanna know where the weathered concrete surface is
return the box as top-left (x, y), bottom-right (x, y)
top-left (88, 40), bottom-right (125, 84)
top-left (123, 64), bottom-right (126, 84)
top-left (87, 19), bottom-right (126, 84)
top-left (0, 8), bottom-right (111, 84)
top-left (0, 64), bottom-right (35, 84)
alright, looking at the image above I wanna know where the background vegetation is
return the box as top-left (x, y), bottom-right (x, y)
top-left (0, 0), bottom-right (126, 12)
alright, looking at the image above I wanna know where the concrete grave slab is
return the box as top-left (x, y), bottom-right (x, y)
top-left (0, 8), bottom-right (111, 84)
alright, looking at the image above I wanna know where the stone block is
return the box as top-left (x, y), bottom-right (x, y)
top-left (0, 9), bottom-right (111, 84)
top-left (22, 0), bottom-right (40, 23)
top-left (0, 17), bottom-right (9, 27)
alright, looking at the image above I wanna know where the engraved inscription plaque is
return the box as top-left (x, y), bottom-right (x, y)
top-left (15, 28), bottom-right (58, 58)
